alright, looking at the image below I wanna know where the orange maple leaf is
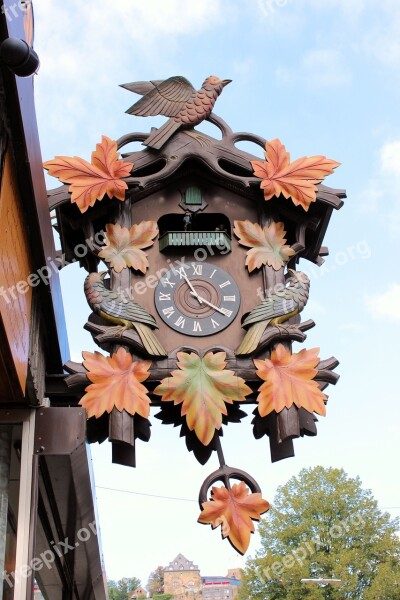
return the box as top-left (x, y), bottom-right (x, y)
top-left (198, 481), bottom-right (270, 554)
top-left (79, 347), bottom-right (151, 419)
top-left (254, 343), bottom-right (326, 417)
top-left (154, 352), bottom-right (252, 446)
top-left (98, 221), bottom-right (158, 273)
top-left (43, 136), bottom-right (134, 213)
top-left (233, 220), bottom-right (295, 272)
top-left (251, 138), bottom-right (340, 211)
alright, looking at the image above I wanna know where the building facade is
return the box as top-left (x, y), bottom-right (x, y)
top-left (128, 586), bottom-right (147, 599)
top-left (164, 554), bottom-right (202, 599)
top-left (164, 555), bottom-right (242, 600)
top-left (0, 1), bottom-right (107, 598)
top-left (201, 576), bottom-right (241, 600)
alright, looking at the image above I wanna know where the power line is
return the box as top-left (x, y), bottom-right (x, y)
top-left (96, 486), bottom-right (400, 510)
top-left (96, 485), bottom-right (197, 503)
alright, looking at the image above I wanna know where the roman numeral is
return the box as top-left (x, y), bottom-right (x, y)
top-left (162, 306), bottom-right (175, 318)
top-left (175, 267), bottom-right (187, 279)
top-left (158, 292), bottom-right (171, 301)
top-left (174, 316), bottom-right (186, 329)
top-left (192, 264), bottom-right (203, 276)
top-left (220, 307), bottom-right (233, 317)
top-left (223, 295), bottom-right (236, 302)
top-left (219, 280), bottom-right (231, 288)
top-left (163, 279), bottom-right (175, 288)
top-left (211, 319), bottom-right (220, 329)
top-left (193, 321), bottom-right (202, 332)
top-left (209, 269), bottom-right (217, 279)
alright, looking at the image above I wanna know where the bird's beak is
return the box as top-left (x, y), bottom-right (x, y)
top-left (221, 79), bottom-right (232, 87)
top-left (99, 271), bottom-right (108, 279)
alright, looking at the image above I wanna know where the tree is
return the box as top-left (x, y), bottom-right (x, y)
top-left (242, 466), bottom-right (400, 599)
top-left (107, 577), bottom-right (141, 600)
top-left (147, 566), bottom-right (165, 597)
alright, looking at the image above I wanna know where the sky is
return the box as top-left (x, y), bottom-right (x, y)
top-left (27, 0), bottom-right (400, 588)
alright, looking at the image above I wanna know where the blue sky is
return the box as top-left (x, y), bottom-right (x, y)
top-left (30, 0), bottom-right (400, 587)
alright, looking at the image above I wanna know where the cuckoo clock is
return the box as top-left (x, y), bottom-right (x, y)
top-left (45, 75), bottom-right (344, 554)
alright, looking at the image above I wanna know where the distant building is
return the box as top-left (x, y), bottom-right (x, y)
top-left (129, 586), bottom-right (147, 599)
top-left (163, 554), bottom-right (242, 600)
top-left (201, 575), bottom-right (242, 600)
top-left (164, 553), bottom-right (202, 599)
top-left (226, 569), bottom-right (242, 582)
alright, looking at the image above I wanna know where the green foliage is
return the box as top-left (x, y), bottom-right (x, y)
top-left (242, 466), bottom-right (400, 599)
top-left (147, 566), bottom-right (165, 597)
top-left (107, 577), bottom-right (141, 600)
top-left (153, 595), bottom-right (174, 600)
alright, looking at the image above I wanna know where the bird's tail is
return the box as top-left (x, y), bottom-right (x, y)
top-left (144, 119), bottom-right (181, 150)
top-left (133, 323), bottom-right (167, 357)
top-left (236, 321), bottom-right (269, 356)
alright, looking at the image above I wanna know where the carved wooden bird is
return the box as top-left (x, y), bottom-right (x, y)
top-left (120, 75), bottom-right (231, 149)
top-left (236, 270), bottom-right (310, 356)
top-left (84, 271), bottom-right (166, 357)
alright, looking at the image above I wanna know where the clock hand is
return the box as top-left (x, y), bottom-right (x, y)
top-left (182, 273), bottom-right (203, 304)
top-left (189, 291), bottom-right (226, 315)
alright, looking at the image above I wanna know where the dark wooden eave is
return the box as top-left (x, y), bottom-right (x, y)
top-left (48, 113), bottom-right (345, 268)
top-left (1, 9), bottom-right (69, 373)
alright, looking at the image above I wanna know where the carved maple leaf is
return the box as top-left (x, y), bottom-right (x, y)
top-left (233, 220), bottom-right (295, 272)
top-left (43, 136), bottom-right (134, 213)
top-left (251, 138), bottom-right (340, 211)
top-left (254, 343), bottom-right (326, 417)
top-left (98, 221), bottom-right (158, 273)
top-left (154, 352), bottom-right (252, 446)
top-left (79, 347), bottom-right (151, 419)
top-left (198, 481), bottom-right (270, 554)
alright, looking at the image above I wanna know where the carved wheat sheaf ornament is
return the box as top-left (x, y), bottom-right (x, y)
top-left (251, 138), bottom-right (340, 211)
top-left (43, 136), bottom-right (133, 213)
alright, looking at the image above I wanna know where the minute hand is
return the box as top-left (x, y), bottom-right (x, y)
top-left (189, 291), bottom-right (228, 315)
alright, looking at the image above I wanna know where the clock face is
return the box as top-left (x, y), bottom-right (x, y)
top-left (154, 262), bottom-right (241, 336)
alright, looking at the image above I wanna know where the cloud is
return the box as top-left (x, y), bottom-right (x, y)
top-left (33, 0), bottom-right (225, 156)
top-left (276, 49), bottom-right (352, 88)
top-left (359, 140), bottom-right (400, 231)
top-left (354, 1), bottom-right (400, 68)
top-left (380, 141), bottom-right (400, 177)
top-left (366, 284), bottom-right (400, 320)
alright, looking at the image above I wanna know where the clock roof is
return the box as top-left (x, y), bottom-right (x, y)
top-left (48, 112), bottom-right (345, 268)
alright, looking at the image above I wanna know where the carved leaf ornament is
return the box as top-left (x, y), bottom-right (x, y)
top-left (43, 136), bottom-right (134, 213)
top-left (254, 343), bottom-right (327, 417)
top-left (251, 138), bottom-right (340, 211)
top-left (233, 219), bottom-right (295, 272)
top-left (99, 221), bottom-right (159, 273)
top-left (198, 481), bottom-right (270, 554)
top-left (154, 352), bottom-right (252, 446)
top-left (79, 347), bottom-right (151, 418)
